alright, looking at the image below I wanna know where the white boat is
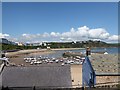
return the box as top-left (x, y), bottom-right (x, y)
top-left (30, 62), bottom-right (33, 65)
top-left (61, 63), bottom-right (64, 66)
top-left (55, 60), bottom-right (59, 63)
top-left (104, 52), bottom-right (108, 54)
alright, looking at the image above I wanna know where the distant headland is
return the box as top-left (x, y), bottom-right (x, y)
top-left (0, 38), bottom-right (119, 51)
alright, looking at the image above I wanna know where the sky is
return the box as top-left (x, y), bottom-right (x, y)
top-left (1, 2), bottom-right (119, 43)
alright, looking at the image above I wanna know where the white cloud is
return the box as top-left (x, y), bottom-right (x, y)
top-left (88, 28), bottom-right (110, 39)
top-left (60, 26), bottom-right (111, 41)
top-left (60, 37), bottom-right (65, 40)
top-left (2, 26), bottom-right (118, 43)
top-left (22, 33), bottom-right (39, 40)
top-left (0, 33), bottom-right (9, 38)
top-left (108, 35), bottom-right (119, 41)
top-left (20, 26), bottom-right (118, 43)
top-left (50, 32), bottom-right (60, 37)
top-left (22, 34), bottom-right (27, 36)
top-left (42, 32), bottom-right (50, 38)
top-left (77, 26), bottom-right (89, 37)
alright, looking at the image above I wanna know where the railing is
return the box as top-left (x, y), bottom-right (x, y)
top-left (96, 73), bottom-right (120, 76)
top-left (1, 86), bottom-right (83, 90)
top-left (1, 86), bottom-right (120, 90)
top-left (0, 63), bottom-right (4, 74)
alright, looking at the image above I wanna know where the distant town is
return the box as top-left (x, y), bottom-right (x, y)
top-left (0, 38), bottom-right (119, 50)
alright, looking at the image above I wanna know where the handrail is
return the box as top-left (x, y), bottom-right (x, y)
top-left (0, 63), bottom-right (5, 74)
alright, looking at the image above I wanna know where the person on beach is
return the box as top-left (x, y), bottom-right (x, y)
top-left (86, 47), bottom-right (91, 56)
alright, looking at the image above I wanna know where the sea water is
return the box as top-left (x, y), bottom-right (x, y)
top-left (42, 47), bottom-right (119, 58)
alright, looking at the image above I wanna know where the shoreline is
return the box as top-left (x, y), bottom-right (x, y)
top-left (5, 47), bottom-right (119, 58)
top-left (51, 48), bottom-right (85, 51)
top-left (5, 48), bottom-right (84, 57)
top-left (6, 49), bottom-right (49, 57)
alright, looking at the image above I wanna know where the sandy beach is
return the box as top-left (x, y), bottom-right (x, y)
top-left (51, 48), bottom-right (85, 51)
top-left (5, 48), bottom-right (119, 72)
top-left (6, 48), bottom-right (119, 68)
top-left (5, 48), bottom-right (81, 65)
top-left (6, 49), bottom-right (52, 57)
top-left (6, 48), bottom-right (82, 56)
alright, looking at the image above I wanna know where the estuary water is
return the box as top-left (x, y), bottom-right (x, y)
top-left (42, 47), bottom-right (119, 58)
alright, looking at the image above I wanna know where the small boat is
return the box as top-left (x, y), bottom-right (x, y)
top-left (61, 63), bottom-right (64, 66)
top-left (104, 52), bottom-right (108, 54)
top-left (55, 59), bottom-right (59, 63)
top-left (30, 62), bottom-right (33, 65)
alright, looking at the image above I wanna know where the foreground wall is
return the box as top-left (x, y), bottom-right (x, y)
top-left (96, 76), bottom-right (120, 84)
top-left (70, 65), bottom-right (82, 88)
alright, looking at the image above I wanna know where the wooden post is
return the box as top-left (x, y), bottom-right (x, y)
top-left (86, 47), bottom-right (91, 56)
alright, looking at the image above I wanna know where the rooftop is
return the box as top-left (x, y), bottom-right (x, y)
top-left (90, 54), bottom-right (119, 75)
top-left (2, 66), bottom-right (72, 88)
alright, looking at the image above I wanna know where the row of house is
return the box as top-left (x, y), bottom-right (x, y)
top-left (0, 38), bottom-right (103, 47)
top-left (0, 38), bottom-right (17, 45)
top-left (0, 38), bottom-right (47, 46)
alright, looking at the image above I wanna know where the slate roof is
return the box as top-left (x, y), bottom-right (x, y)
top-left (2, 66), bottom-right (72, 88)
top-left (90, 54), bottom-right (119, 75)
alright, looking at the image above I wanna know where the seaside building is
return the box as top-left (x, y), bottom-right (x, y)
top-left (43, 42), bottom-right (47, 46)
top-left (47, 46), bottom-right (51, 50)
top-left (25, 42), bottom-right (43, 46)
top-left (25, 42), bottom-right (33, 46)
top-left (15, 42), bottom-right (24, 46)
top-left (0, 56), bottom-right (96, 89)
top-left (90, 54), bottom-right (120, 86)
top-left (1, 65), bottom-right (81, 89)
top-left (0, 38), bottom-right (17, 45)
top-left (0, 53), bottom-right (119, 89)
top-left (32, 43), bottom-right (42, 46)
top-left (0, 38), bottom-right (9, 44)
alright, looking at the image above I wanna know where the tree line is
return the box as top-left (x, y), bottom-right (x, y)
top-left (0, 40), bottom-right (119, 51)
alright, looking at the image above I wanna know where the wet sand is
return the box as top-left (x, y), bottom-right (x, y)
top-left (6, 48), bottom-right (82, 57)
top-left (6, 49), bottom-right (119, 68)
top-left (5, 48), bottom-right (83, 64)
top-left (6, 49), bottom-right (50, 57)
top-left (51, 48), bottom-right (84, 51)
top-left (7, 50), bottom-right (56, 66)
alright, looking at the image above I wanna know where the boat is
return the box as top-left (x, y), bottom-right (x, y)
top-left (104, 52), bottom-right (108, 54)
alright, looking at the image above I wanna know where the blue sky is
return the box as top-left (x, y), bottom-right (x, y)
top-left (2, 2), bottom-right (119, 43)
